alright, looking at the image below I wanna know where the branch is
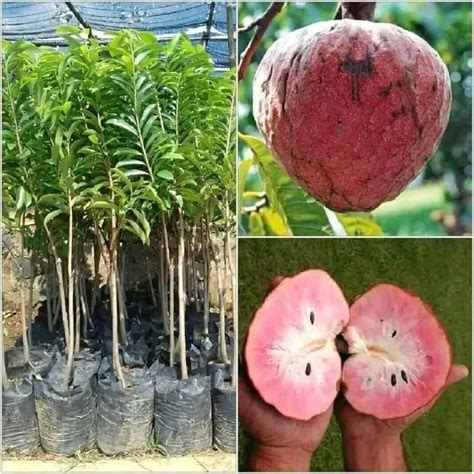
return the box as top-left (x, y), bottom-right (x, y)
top-left (238, 2), bottom-right (284, 82)
top-left (65, 2), bottom-right (95, 39)
top-left (334, 2), bottom-right (376, 21)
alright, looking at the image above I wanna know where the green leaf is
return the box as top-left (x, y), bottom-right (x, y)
top-left (337, 213), bottom-right (384, 236)
top-left (156, 170), bottom-right (173, 180)
top-left (239, 134), bottom-right (331, 236)
top-left (16, 186), bottom-right (26, 211)
top-left (134, 49), bottom-right (154, 67)
top-left (124, 170), bottom-right (149, 177)
top-left (89, 200), bottom-right (118, 211)
top-left (88, 133), bottom-right (99, 145)
top-left (43, 209), bottom-right (64, 227)
top-left (115, 159), bottom-right (146, 169)
top-left (260, 207), bottom-right (290, 236)
top-left (107, 118), bottom-right (138, 137)
top-left (124, 219), bottom-right (147, 244)
top-left (249, 211), bottom-right (265, 236)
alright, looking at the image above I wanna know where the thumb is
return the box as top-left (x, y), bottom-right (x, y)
top-left (445, 364), bottom-right (469, 387)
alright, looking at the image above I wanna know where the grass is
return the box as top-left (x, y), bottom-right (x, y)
top-left (238, 238), bottom-right (472, 472)
top-left (373, 182), bottom-right (450, 236)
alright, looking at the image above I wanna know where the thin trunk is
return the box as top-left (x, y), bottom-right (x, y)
top-left (116, 246), bottom-right (128, 346)
top-left (162, 217), bottom-right (171, 336)
top-left (90, 236), bottom-right (100, 315)
top-left (63, 195), bottom-right (75, 388)
top-left (185, 227), bottom-right (191, 304)
top-left (224, 191), bottom-right (237, 388)
top-left (147, 257), bottom-right (157, 307)
top-left (215, 241), bottom-right (229, 364)
top-left (158, 236), bottom-right (169, 334)
top-left (169, 257), bottom-right (175, 367)
top-left (18, 223), bottom-right (30, 363)
top-left (51, 268), bottom-right (58, 326)
top-left (224, 191), bottom-right (234, 307)
top-left (191, 226), bottom-right (200, 312)
top-left (27, 250), bottom-right (36, 346)
top-left (203, 216), bottom-right (210, 337)
top-left (46, 261), bottom-right (53, 332)
top-left (109, 214), bottom-right (125, 387)
top-left (74, 259), bottom-right (81, 354)
top-left (43, 231), bottom-right (69, 343)
top-left (178, 209), bottom-right (188, 380)
top-left (52, 292), bottom-right (61, 326)
top-left (80, 276), bottom-right (89, 338)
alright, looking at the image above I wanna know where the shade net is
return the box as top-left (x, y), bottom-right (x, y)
top-left (2, 2), bottom-right (235, 68)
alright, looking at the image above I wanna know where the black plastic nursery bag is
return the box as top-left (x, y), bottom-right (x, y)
top-left (97, 368), bottom-right (154, 454)
top-left (2, 380), bottom-right (40, 451)
top-left (154, 374), bottom-right (212, 455)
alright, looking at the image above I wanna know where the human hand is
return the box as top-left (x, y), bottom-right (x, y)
top-left (336, 364), bottom-right (469, 471)
top-left (239, 371), bottom-right (332, 472)
top-left (239, 275), bottom-right (332, 471)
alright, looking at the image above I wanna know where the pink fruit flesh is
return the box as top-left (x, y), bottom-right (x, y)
top-left (245, 270), bottom-right (350, 420)
top-left (342, 284), bottom-right (451, 419)
top-left (254, 19), bottom-right (451, 211)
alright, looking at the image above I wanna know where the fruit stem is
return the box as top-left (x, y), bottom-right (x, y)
top-left (334, 2), bottom-right (377, 21)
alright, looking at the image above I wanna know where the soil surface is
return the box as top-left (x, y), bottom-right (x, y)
top-left (3, 450), bottom-right (235, 472)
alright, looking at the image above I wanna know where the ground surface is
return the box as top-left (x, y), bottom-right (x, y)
top-left (238, 238), bottom-right (472, 472)
top-left (3, 450), bottom-right (235, 472)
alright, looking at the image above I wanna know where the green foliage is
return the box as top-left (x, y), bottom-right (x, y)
top-left (2, 29), bottom-right (236, 252)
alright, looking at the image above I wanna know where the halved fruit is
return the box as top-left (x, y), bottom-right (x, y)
top-left (342, 284), bottom-right (452, 419)
top-left (244, 270), bottom-right (350, 420)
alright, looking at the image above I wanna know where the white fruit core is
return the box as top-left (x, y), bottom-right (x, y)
top-left (344, 324), bottom-right (426, 390)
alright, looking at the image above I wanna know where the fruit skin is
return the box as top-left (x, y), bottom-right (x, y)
top-left (244, 270), bottom-right (350, 421)
top-left (341, 284), bottom-right (452, 419)
top-left (253, 19), bottom-right (452, 212)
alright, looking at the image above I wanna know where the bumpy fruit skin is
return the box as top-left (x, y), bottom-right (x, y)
top-left (253, 19), bottom-right (452, 212)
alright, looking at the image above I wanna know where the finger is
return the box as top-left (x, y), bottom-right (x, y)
top-left (445, 364), bottom-right (469, 387)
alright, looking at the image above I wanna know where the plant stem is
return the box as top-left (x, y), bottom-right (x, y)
top-left (27, 249), bottom-right (36, 347)
top-left (238, 2), bottom-right (284, 81)
top-left (45, 261), bottom-right (53, 333)
top-left (162, 217), bottom-right (171, 335)
top-left (109, 214), bottom-right (125, 388)
top-left (169, 256), bottom-right (175, 367)
top-left (203, 213), bottom-right (210, 337)
top-left (18, 221), bottom-right (30, 364)
top-left (215, 238), bottom-right (229, 364)
top-left (335, 2), bottom-right (377, 20)
top-left (90, 236), bottom-right (100, 316)
top-left (63, 194), bottom-right (75, 388)
top-left (178, 208), bottom-right (188, 380)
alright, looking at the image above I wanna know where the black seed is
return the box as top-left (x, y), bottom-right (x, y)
top-left (401, 370), bottom-right (408, 383)
top-left (392, 330), bottom-right (397, 338)
top-left (391, 374), bottom-right (396, 386)
top-left (310, 311), bottom-right (315, 325)
top-left (379, 319), bottom-right (384, 322)
top-left (305, 363), bottom-right (311, 376)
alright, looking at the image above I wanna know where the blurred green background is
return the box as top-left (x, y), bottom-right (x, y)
top-left (239, 2), bottom-right (472, 236)
top-left (238, 238), bottom-right (472, 471)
